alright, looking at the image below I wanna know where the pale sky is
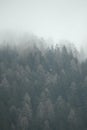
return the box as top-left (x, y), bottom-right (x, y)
top-left (0, 0), bottom-right (87, 48)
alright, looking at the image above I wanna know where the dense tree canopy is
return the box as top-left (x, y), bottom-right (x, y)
top-left (0, 38), bottom-right (87, 130)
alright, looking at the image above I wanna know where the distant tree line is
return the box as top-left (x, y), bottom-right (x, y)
top-left (0, 38), bottom-right (87, 130)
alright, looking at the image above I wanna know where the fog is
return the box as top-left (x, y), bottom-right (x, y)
top-left (1, 1), bottom-right (87, 129)
top-left (0, 0), bottom-right (87, 48)
top-left (0, 0), bottom-right (87, 60)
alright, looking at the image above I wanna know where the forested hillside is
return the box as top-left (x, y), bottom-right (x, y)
top-left (0, 39), bottom-right (87, 130)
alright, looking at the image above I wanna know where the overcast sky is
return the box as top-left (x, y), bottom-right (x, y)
top-left (0, 0), bottom-right (87, 48)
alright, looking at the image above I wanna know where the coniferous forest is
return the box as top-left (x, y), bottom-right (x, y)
top-left (0, 37), bottom-right (87, 130)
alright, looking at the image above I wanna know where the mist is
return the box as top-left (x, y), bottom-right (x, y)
top-left (0, 0), bottom-right (87, 47)
top-left (0, 0), bottom-right (87, 130)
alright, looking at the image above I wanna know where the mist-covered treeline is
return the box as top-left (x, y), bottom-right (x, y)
top-left (0, 38), bottom-right (87, 130)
